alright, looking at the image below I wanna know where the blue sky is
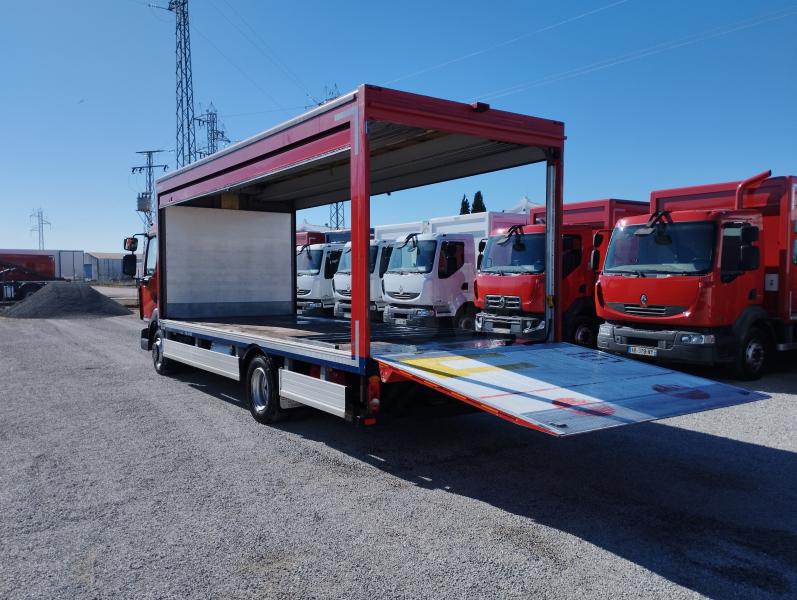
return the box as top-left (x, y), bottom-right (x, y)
top-left (1, 0), bottom-right (795, 251)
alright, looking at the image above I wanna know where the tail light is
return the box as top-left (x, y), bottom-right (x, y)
top-left (367, 375), bottom-right (380, 415)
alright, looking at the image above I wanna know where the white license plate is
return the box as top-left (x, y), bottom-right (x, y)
top-left (629, 345), bottom-right (657, 357)
top-left (394, 318), bottom-right (407, 325)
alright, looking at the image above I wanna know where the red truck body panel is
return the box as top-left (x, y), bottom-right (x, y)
top-left (0, 253), bottom-right (56, 281)
top-left (296, 231), bottom-right (326, 246)
top-left (529, 198), bottom-right (647, 228)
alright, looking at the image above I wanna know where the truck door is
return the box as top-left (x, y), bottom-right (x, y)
top-left (140, 236), bottom-right (158, 320)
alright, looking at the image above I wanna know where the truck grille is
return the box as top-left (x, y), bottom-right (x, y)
top-left (485, 295), bottom-right (521, 310)
top-left (337, 289), bottom-right (351, 297)
top-left (610, 302), bottom-right (687, 317)
top-left (386, 291), bottom-right (420, 300)
top-left (297, 288), bottom-right (311, 296)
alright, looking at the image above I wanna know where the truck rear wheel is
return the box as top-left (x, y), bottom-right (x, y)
top-left (454, 306), bottom-right (476, 331)
top-left (152, 329), bottom-right (177, 376)
top-left (245, 355), bottom-right (284, 424)
top-left (732, 327), bottom-right (769, 380)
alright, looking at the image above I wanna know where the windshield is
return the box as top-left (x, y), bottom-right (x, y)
top-left (296, 248), bottom-right (324, 275)
top-left (481, 233), bottom-right (545, 274)
top-left (604, 221), bottom-right (716, 275)
top-left (338, 246), bottom-right (379, 274)
top-left (387, 240), bottom-right (437, 274)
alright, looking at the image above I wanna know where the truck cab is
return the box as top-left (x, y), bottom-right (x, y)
top-left (333, 240), bottom-right (393, 320)
top-left (596, 172), bottom-right (796, 378)
top-left (474, 223), bottom-right (599, 344)
top-left (382, 232), bottom-right (476, 329)
top-left (296, 242), bottom-right (344, 316)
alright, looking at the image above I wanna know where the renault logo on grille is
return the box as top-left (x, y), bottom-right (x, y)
top-left (640, 293), bottom-right (648, 307)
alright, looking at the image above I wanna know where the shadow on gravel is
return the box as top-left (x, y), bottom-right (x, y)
top-left (173, 367), bottom-right (797, 599)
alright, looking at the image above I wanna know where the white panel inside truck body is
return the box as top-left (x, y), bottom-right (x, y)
top-left (375, 343), bottom-right (767, 437)
top-left (164, 206), bottom-right (293, 318)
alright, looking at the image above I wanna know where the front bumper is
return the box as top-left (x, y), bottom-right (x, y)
top-left (597, 322), bottom-right (734, 364)
top-left (333, 300), bottom-right (382, 319)
top-left (297, 299), bottom-right (334, 316)
top-left (383, 305), bottom-right (442, 327)
top-left (475, 312), bottom-right (545, 340)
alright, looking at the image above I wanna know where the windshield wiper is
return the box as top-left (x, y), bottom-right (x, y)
top-left (606, 269), bottom-right (647, 277)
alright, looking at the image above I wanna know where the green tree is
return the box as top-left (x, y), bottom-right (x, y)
top-left (459, 194), bottom-right (471, 215)
top-left (472, 190), bottom-right (486, 213)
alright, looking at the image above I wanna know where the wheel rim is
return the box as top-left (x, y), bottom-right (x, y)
top-left (458, 316), bottom-right (474, 330)
top-left (152, 335), bottom-right (163, 369)
top-left (745, 339), bottom-right (765, 372)
top-left (250, 366), bottom-right (268, 413)
top-left (574, 324), bottom-right (594, 347)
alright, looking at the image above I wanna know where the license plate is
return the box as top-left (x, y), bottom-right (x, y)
top-left (394, 318), bottom-right (407, 325)
top-left (629, 345), bottom-right (657, 357)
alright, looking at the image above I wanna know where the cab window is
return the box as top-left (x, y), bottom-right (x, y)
top-left (145, 236), bottom-right (158, 276)
top-left (438, 241), bottom-right (465, 279)
top-left (562, 234), bottom-right (582, 277)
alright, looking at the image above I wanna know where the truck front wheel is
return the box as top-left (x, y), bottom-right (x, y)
top-left (732, 327), bottom-right (769, 380)
top-left (569, 317), bottom-right (597, 348)
top-left (245, 355), bottom-right (284, 424)
top-left (152, 329), bottom-right (177, 376)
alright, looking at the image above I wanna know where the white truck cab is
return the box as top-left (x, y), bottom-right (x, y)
top-left (296, 242), bottom-right (344, 315)
top-left (382, 232), bottom-right (476, 329)
top-left (333, 240), bottom-right (394, 319)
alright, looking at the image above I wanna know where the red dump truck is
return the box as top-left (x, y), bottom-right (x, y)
top-left (595, 171), bottom-right (797, 379)
top-left (121, 85), bottom-right (763, 436)
top-left (474, 200), bottom-right (646, 345)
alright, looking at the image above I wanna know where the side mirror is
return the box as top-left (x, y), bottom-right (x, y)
top-left (740, 245), bottom-right (760, 271)
top-left (477, 254), bottom-right (483, 270)
top-left (122, 253), bottom-right (138, 278)
top-left (123, 237), bottom-right (138, 252)
top-left (478, 238), bottom-right (487, 254)
top-left (592, 232), bottom-right (604, 248)
top-left (740, 224), bottom-right (759, 244)
top-left (589, 249), bottom-right (600, 271)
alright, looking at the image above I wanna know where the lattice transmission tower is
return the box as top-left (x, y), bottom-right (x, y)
top-left (196, 103), bottom-right (230, 158)
top-left (29, 209), bottom-right (51, 250)
top-left (132, 150), bottom-right (169, 228)
top-left (168, 0), bottom-right (196, 167)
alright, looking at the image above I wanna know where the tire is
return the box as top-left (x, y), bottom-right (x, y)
top-left (151, 328), bottom-right (177, 376)
top-left (245, 354), bottom-right (284, 424)
top-left (569, 316), bottom-right (598, 348)
top-left (454, 306), bottom-right (476, 331)
top-left (732, 326), bottom-right (769, 380)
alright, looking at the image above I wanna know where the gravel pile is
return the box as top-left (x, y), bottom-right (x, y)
top-left (3, 282), bottom-right (131, 319)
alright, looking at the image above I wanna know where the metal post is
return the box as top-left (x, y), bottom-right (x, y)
top-left (544, 155), bottom-right (563, 342)
top-left (349, 92), bottom-right (370, 363)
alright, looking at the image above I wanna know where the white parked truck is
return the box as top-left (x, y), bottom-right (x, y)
top-left (382, 212), bottom-right (526, 329)
top-left (333, 240), bottom-right (394, 320)
top-left (296, 242), bottom-right (344, 315)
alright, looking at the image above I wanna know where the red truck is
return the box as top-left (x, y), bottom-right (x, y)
top-left (0, 252), bottom-right (60, 301)
top-left (474, 199), bottom-right (646, 345)
top-left (120, 85), bottom-right (763, 437)
top-left (595, 171), bottom-right (797, 379)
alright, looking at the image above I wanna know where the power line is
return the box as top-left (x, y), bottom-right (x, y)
top-left (209, 0), bottom-right (320, 105)
top-left (476, 5), bottom-right (797, 102)
top-left (384, 0), bottom-right (633, 85)
top-left (132, 150), bottom-right (169, 228)
top-left (29, 209), bottom-right (51, 250)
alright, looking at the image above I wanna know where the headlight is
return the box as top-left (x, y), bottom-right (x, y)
top-left (522, 319), bottom-right (544, 334)
top-left (599, 323), bottom-right (613, 336)
top-left (678, 334), bottom-right (716, 345)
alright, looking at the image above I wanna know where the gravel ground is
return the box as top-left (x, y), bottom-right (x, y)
top-left (0, 315), bottom-right (795, 599)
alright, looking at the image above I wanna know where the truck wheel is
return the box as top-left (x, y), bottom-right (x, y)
top-left (152, 329), bottom-right (177, 376)
top-left (455, 307), bottom-right (476, 331)
top-left (245, 355), bottom-right (284, 424)
top-left (732, 327), bottom-right (769, 380)
top-left (570, 317), bottom-right (597, 348)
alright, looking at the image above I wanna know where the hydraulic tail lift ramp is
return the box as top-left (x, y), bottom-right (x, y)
top-left (154, 85), bottom-right (765, 436)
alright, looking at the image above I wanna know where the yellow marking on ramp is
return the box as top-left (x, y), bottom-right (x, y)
top-left (400, 355), bottom-right (536, 379)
